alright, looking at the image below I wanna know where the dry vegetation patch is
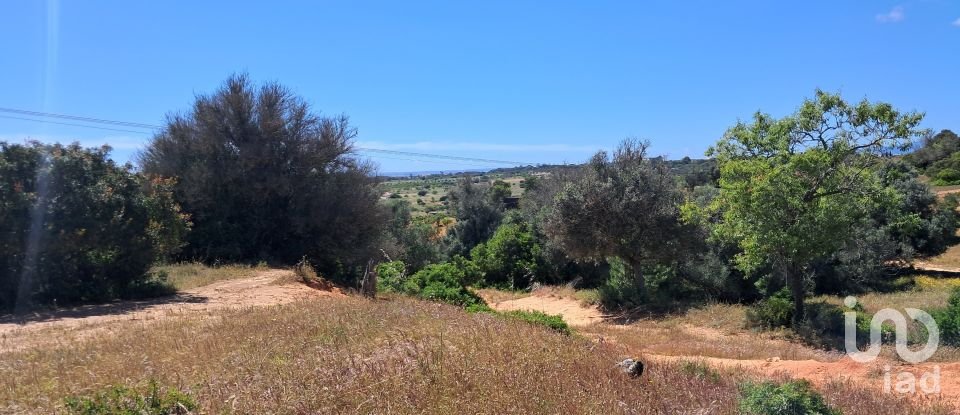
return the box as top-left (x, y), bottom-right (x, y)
top-left (153, 262), bottom-right (261, 290)
top-left (2, 297), bottom-right (747, 414)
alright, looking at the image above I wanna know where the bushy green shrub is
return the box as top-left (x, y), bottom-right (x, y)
top-left (375, 261), bottom-right (407, 292)
top-left (933, 287), bottom-right (960, 346)
top-left (746, 289), bottom-right (795, 329)
top-left (64, 381), bottom-right (197, 415)
top-left (470, 217), bottom-right (543, 289)
top-left (0, 142), bottom-right (189, 311)
top-left (501, 310), bottom-right (571, 335)
top-left (738, 380), bottom-right (839, 415)
top-left (402, 263), bottom-right (484, 307)
top-left (597, 257), bottom-right (646, 309)
top-left (465, 303), bottom-right (495, 313)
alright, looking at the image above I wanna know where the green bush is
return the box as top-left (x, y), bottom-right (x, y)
top-left (746, 289), bottom-right (795, 329)
top-left (470, 218), bottom-right (543, 289)
top-left (64, 381), bottom-right (197, 415)
top-left (501, 310), bottom-right (571, 335)
top-left (738, 380), bottom-right (839, 415)
top-left (933, 287), bottom-right (960, 346)
top-left (0, 142), bottom-right (189, 311)
top-left (465, 303), bottom-right (495, 313)
top-left (375, 260), bottom-right (407, 292)
top-left (402, 263), bottom-right (485, 307)
top-left (597, 257), bottom-right (646, 309)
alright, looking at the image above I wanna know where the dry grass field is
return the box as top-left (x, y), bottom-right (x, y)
top-left (0, 265), bottom-right (955, 414)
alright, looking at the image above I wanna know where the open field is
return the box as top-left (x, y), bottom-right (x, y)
top-left (0, 267), bottom-right (336, 353)
top-left (0, 268), bottom-right (950, 414)
top-left (482, 281), bottom-right (960, 410)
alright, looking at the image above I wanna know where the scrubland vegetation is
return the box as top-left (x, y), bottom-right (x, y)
top-left (2, 297), bottom-right (951, 414)
top-left (4, 75), bottom-right (960, 413)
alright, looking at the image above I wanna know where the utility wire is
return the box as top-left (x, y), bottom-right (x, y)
top-left (355, 148), bottom-right (529, 166)
top-left (0, 106), bottom-right (537, 166)
top-left (0, 115), bottom-right (153, 135)
top-left (362, 154), bottom-right (502, 168)
top-left (0, 107), bottom-right (162, 129)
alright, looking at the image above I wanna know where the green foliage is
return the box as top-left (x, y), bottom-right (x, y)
top-left (500, 310), bottom-right (571, 335)
top-left (64, 381), bottom-right (197, 415)
top-left (140, 74), bottom-right (384, 276)
top-left (738, 380), bottom-right (840, 415)
top-left (546, 139), bottom-right (695, 297)
top-left (904, 130), bottom-right (960, 181)
top-left (445, 177), bottom-right (507, 257)
top-left (375, 260), bottom-right (407, 292)
top-left (470, 215), bottom-right (543, 289)
top-left (464, 303), bottom-right (495, 313)
top-left (0, 142), bottom-right (189, 311)
top-left (932, 288), bottom-right (960, 346)
top-left (696, 89), bottom-right (926, 320)
top-left (402, 263), bottom-right (485, 307)
top-left (746, 289), bottom-right (795, 329)
top-left (382, 200), bottom-right (443, 273)
top-left (464, 304), bottom-right (571, 335)
top-left (597, 257), bottom-right (646, 309)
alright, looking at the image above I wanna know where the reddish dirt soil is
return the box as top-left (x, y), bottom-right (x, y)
top-left (486, 291), bottom-right (960, 409)
top-left (0, 269), bottom-right (340, 352)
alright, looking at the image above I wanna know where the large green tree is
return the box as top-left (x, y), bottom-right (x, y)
top-left (697, 90), bottom-right (925, 321)
top-left (140, 74), bottom-right (384, 273)
top-left (0, 142), bottom-right (189, 311)
top-left (546, 139), bottom-right (695, 297)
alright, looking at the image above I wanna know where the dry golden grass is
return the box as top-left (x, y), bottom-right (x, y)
top-left (0, 297), bottom-right (738, 414)
top-left (923, 244), bottom-right (960, 269)
top-left (152, 262), bottom-right (260, 290)
top-left (1, 296), bottom-right (945, 414)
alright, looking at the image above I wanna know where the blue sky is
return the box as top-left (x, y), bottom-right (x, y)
top-left (2, 1), bottom-right (959, 173)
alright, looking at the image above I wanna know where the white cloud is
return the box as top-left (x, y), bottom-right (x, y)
top-left (876, 6), bottom-right (905, 23)
top-left (355, 140), bottom-right (599, 153)
top-left (953, 17), bottom-right (960, 27)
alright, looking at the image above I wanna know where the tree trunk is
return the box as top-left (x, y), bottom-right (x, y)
top-left (625, 260), bottom-right (647, 301)
top-left (786, 266), bottom-right (805, 325)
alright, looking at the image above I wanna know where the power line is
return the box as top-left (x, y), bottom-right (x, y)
top-left (0, 106), bottom-right (537, 166)
top-left (362, 153), bottom-right (504, 168)
top-left (355, 148), bottom-right (530, 166)
top-left (0, 107), bottom-right (162, 129)
top-left (0, 115), bottom-right (153, 135)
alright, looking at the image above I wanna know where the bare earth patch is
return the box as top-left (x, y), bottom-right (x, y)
top-left (0, 269), bottom-right (341, 352)
top-left (481, 290), bottom-right (607, 326)
top-left (484, 289), bottom-right (960, 409)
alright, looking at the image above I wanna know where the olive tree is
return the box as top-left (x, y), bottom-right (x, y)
top-left (546, 139), bottom-right (694, 297)
top-left (699, 90), bottom-right (925, 321)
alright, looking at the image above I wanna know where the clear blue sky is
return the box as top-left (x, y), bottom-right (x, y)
top-left (2, 1), bottom-right (958, 173)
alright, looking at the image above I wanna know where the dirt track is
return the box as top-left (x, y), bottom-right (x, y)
top-left (0, 269), bottom-right (339, 352)
top-left (4, 270), bottom-right (959, 407)
top-left (486, 291), bottom-right (960, 408)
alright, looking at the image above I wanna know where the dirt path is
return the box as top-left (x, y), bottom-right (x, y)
top-left (488, 292), bottom-right (607, 326)
top-left (486, 292), bottom-right (960, 408)
top-left (0, 269), bottom-right (339, 352)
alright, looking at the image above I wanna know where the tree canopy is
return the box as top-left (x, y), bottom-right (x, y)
top-left (546, 139), bottom-right (694, 295)
top-left (695, 90), bottom-right (926, 320)
top-left (140, 74), bottom-right (384, 274)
